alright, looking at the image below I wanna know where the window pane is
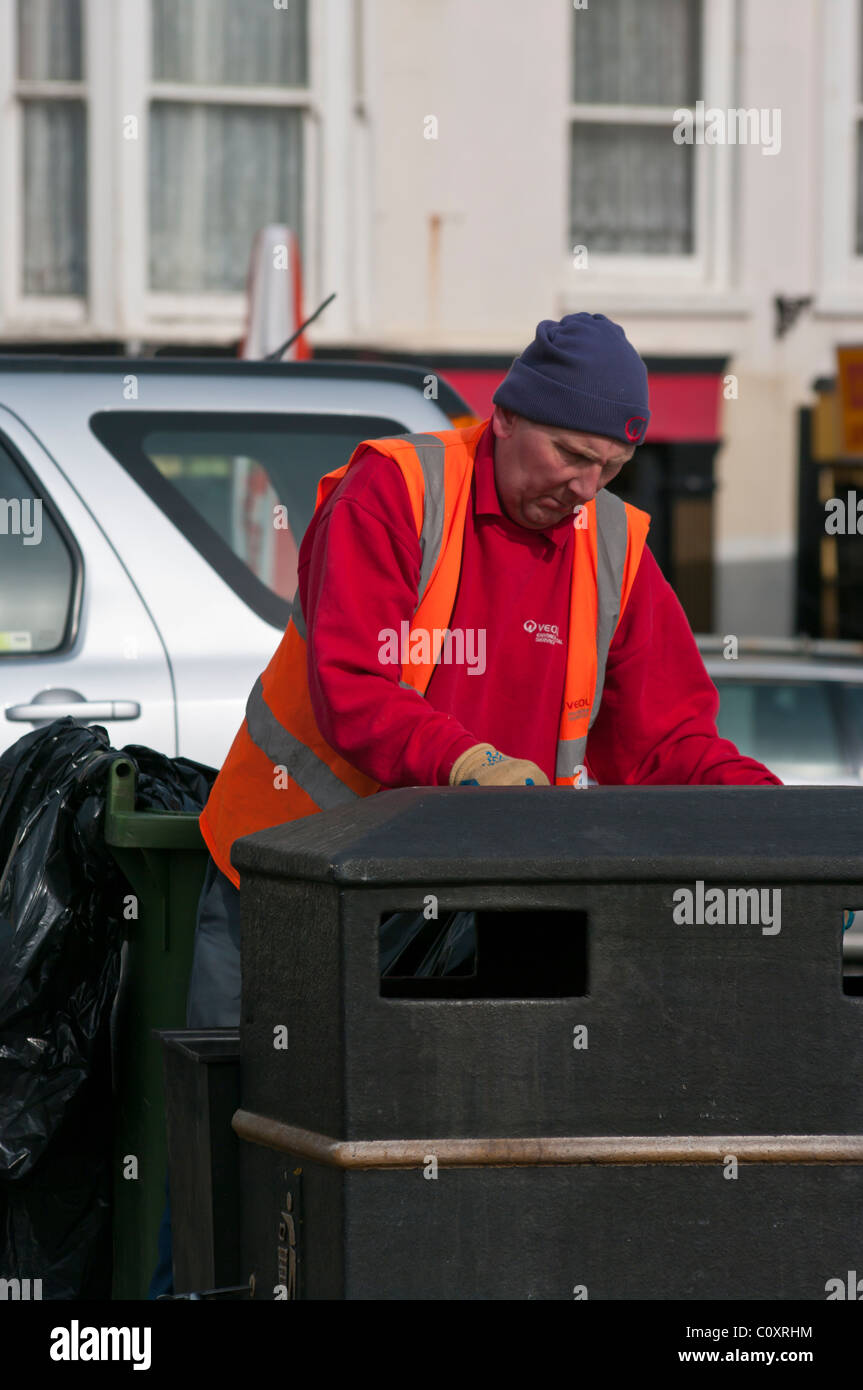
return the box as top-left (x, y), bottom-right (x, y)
top-left (572, 0), bottom-right (700, 105)
top-left (0, 443), bottom-right (74, 653)
top-left (17, 0), bottom-right (82, 80)
top-left (152, 0), bottom-right (308, 86)
top-left (149, 103), bottom-right (303, 292)
top-left (570, 122), bottom-right (694, 254)
top-left (713, 680), bottom-right (846, 781)
top-left (91, 413), bottom-right (407, 617)
top-left (140, 420), bottom-right (405, 594)
top-left (22, 100), bottom-right (87, 294)
top-left (147, 439), bottom-right (301, 597)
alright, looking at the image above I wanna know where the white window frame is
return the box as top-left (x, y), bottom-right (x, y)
top-left (0, 0), bottom-right (96, 331)
top-left (561, 0), bottom-right (738, 315)
top-left (117, 0), bottom-right (321, 337)
top-left (817, 0), bottom-right (863, 314)
top-left (0, 0), bottom-right (356, 344)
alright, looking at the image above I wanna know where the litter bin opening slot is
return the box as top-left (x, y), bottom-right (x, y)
top-left (379, 908), bottom-right (588, 999)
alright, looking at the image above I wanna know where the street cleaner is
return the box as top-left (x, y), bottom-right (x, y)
top-left (191, 311), bottom-right (783, 1027)
top-left (148, 310), bottom-right (782, 1296)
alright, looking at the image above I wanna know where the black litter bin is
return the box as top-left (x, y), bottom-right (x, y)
top-left (231, 785), bottom-right (863, 1300)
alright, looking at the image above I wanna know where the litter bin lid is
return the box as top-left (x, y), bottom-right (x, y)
top-left (231, 785), bottom-right (863, 886)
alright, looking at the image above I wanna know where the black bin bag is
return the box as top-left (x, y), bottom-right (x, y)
top-left (0, 718), bottom-right (214, 1299)
top-left (380, 909), bottom-right (478, 980)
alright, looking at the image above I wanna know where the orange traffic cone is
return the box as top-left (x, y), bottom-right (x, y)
top-left (239, 225), bottom-right (311, 361)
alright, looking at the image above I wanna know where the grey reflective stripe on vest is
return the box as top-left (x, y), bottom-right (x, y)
top-left (290, 590), bottom-right (307, 640)
top-left (591, 489), bottom-right (628, 719)
top-left (396, 436), bottom-right (448, 704)
top-left (290, 434), bottom-right (445, 644)
top-left (555, 490), bottom-right (629, 780)
top-left (245, 675), bottom-right (359, 806)
top-left (260, 437), bottom-right (444, 807)
top-left (386, 433), bottom-right (447, 608)
top-left (380, 437), bottom-right (448, 699)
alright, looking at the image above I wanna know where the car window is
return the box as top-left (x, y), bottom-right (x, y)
top-left (91, 411), bottom-right (406, 628)
top-left (712, 679), bottom-right (846, 781)
top-left (0, 439), bottom-right (77, 654)
top-left (841, 685), bottom-right (863, 769)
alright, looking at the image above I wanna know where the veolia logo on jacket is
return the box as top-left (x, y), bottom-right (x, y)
top-left (523, 618), bottom-right (563, 645)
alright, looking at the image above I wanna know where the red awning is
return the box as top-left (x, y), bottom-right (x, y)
top-left (442, 368), bottom-right (723, 444)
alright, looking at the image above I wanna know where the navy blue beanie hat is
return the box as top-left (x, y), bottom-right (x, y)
top-left (492, 312), bottom-right (651, 445)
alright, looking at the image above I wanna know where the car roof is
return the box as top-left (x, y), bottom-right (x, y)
top-left (697, 635), bottom-right (863, 682)
top-left (0, 354), bottom-right (477, 420)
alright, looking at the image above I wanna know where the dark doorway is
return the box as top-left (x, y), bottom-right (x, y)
top-left (607, 442), bottom-right (717, 632)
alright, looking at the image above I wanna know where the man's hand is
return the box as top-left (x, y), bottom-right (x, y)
top-left (448, 742), bottom-right (550, 786)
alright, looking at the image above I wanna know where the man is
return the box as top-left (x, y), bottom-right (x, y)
top-left (188, 311), bottom-right (781, 1029)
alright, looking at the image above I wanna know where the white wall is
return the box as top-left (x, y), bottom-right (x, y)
top-left (3, 0), bottom-right (863, 635)
top-left (363, 0), bottom-right (863, 636)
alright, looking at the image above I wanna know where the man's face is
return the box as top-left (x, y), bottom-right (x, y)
top-left (491, 406), bottom-right (635, 530)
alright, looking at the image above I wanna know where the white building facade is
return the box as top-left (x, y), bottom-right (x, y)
top-left (1, 0), bottom-right (862, 636)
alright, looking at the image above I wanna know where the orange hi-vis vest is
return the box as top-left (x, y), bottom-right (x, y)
top-left (200, 420), bottom-right (651, 888)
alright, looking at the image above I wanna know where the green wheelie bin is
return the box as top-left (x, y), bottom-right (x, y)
top-left (104, 759), bottom-right (209, 1299)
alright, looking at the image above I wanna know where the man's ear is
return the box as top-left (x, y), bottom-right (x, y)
top-left (492, 404), bottom-right (518, 439)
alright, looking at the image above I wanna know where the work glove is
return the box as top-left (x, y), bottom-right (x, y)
top-left (448, 742), bottom-right (550, 787)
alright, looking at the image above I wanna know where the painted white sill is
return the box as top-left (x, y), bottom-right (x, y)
top-left (813, 293), bottom-right (863, 318)
top-left (558, 289), bottom-right (752, 318)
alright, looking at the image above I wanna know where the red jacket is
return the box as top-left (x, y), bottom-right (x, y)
top-left (297, 419), bottom-right (781, 789)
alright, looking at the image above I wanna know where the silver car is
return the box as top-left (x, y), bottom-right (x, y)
top-left (698, 635), bottom-right (863, 974)
top-left (0, 357), bottom-right (473, 767)
top-left (698, 635), bottom-right (863, 786)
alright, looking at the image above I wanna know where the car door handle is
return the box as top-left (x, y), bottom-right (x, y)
top-left (6, 699), bottom-right (141, 721)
